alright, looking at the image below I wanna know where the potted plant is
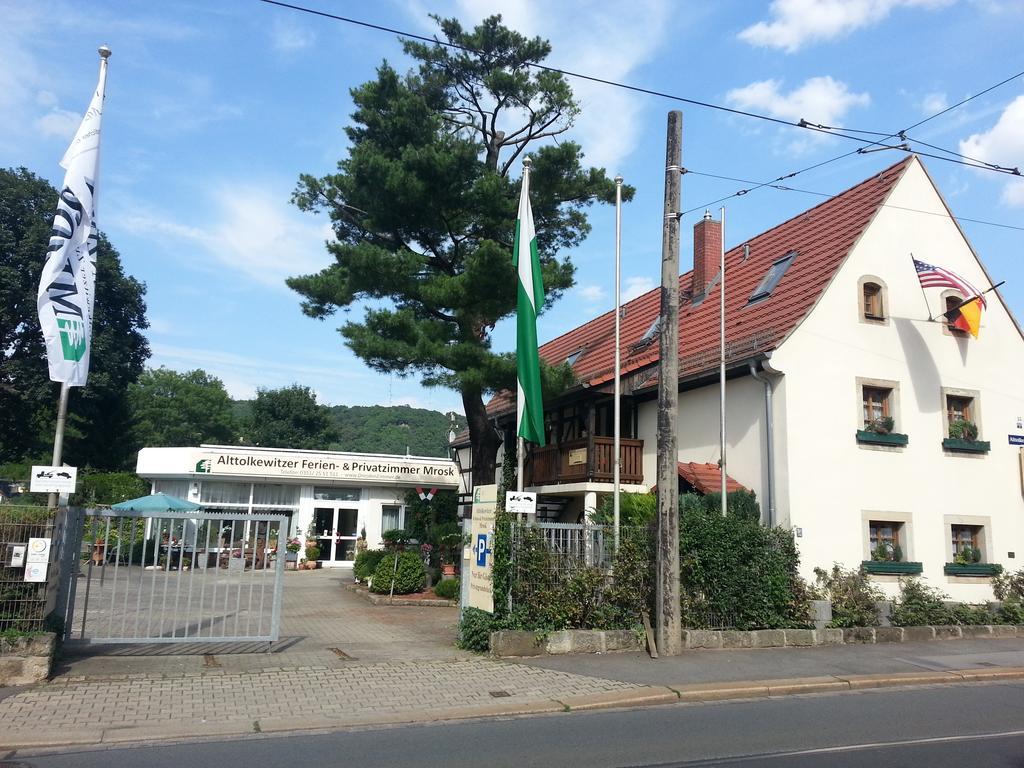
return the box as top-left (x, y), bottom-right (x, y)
top-left (439, 531), bottom-right (463, 577)
top-left (304, 544), bottom-right (321, 568)
top-left (944, 418), bottom-right (990, 452)
top-left (865, 416), bottom-right (894, 435)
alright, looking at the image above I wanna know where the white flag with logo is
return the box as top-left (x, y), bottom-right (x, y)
top-left (36, 54), bottom-right (109, 386)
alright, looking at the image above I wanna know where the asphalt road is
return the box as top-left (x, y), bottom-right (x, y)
top-left (14, 681), bottom-right (1024, 768)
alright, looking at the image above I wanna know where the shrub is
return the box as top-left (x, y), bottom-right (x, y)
top-left (457, 607), bottom-right (495, 652)
top-left (591, 492), bottom-right (657, 526)
top-left (354, 549), bottom-right (387, 581)
top-left (381, 529), bottom-right (412, 550)
top-left (370, 551), bottom-right (425, 594)
top-left (679, 493), bottom-right (808, 630)
top-left (948, 418), bottom-right (979, 441)
top-left (995, 601), bottom-right (1024, 625)
top-left (992, 568), bottom-right (1024, 602)
top-left (946, 603), bottom-right (992, 625)
top-left (433, 578), bottom-right (459, 600)
top-left (811, 565), bottom-right (883, 627)
top-left (305, 545), bottom-right (321, 561)
top-left (891, 578), bottom-right (950, 626)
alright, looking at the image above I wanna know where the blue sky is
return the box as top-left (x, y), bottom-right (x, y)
top-left (3, 0), bottom-right (1023, 416)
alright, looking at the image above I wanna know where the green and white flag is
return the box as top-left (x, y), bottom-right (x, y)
top-left (513, 160), bottom-right (545, 446)
top-left (37, 53), bottom-right (108, 387)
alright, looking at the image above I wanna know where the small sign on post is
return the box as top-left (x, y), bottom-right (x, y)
top-left (29, 466), bottom-right (77, 494)
top-left (505, 491), bottom-right (537, 520)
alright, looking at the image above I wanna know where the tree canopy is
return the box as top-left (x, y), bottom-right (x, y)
top-left (245, 384), bottom-right (337, 450)
top-left (128, 367), bottom-right (239, 450)
top-left (328, 404), bottom-right (465, 457)
top-left (288, 16), bottom-right (631, 483)
top-left (0, 167), bottom-right (149, 470)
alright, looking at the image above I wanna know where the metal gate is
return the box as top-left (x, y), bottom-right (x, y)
top-left (62, 509), bottom-right (287, 644)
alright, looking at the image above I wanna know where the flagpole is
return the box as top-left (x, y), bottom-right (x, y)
top-left (45, 45), bottom-right (111, 509)
top-left (719, 206), bottom-right (727, 517)
top-left (613, 175), bottom-right (623, 553)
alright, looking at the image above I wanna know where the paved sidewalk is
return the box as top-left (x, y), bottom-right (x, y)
top-left (2, 571), bottom-right (1023, 752)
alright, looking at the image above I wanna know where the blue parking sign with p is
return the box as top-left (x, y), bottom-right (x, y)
top-left (475, 533), bottom-right (491, 567)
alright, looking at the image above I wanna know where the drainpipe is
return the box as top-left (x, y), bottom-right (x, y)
top-left (748, 360), bottom-right (775, 527)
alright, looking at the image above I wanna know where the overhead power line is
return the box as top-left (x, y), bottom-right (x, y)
top-left (258, 0), bottom-right (1023, 177)
top-left (684, 169), bottom-right (1024, 233)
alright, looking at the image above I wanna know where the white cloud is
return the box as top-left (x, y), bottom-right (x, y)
top-left (35, 108), bottom-right (81, 139)
top-left (577, 284), bottom-right (606, 303)
top-left (727, 77), bottom-right (870, 128)
top-left (114, 180), bottom-right (332, 288)
top-left (622, 276), bottom-right (655, 302)
top-left (739, 0), bottom-right (955, 52)
top-left (921, 92), bottom-right (949, 114)
top-left (271, 16), bottom-right (316, 52)
top-left (959, 94), bottom-right (1024, 207)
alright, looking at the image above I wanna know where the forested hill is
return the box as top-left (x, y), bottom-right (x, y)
top-left (329, 405), bottom-right (465, 457)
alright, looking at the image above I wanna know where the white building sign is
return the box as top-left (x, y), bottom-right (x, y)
top-left (505, 491), bottom-right (536, 518)
top-left (467, 484), bottom-right (497, 613)
top-left (188, 449), bottom-right (458, 487)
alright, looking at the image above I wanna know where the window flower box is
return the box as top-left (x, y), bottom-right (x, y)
top-left (943, 563), bottom-right (1002, 577)
top-left (941, 438), bottom-right (990, 453)
top-left (855, 430), bottom-right (908, 446)
top-left (861, 560), bottom-right (922, 575)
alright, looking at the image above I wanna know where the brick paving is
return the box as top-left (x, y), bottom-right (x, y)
top-left (0, 569), bottom-right (640, 745)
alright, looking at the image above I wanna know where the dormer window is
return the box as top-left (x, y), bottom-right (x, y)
top-left (747, 251), bottom-right (796, 304)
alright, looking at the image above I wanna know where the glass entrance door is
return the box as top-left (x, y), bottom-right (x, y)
top-left (313, 506), bottom-right (359, 564)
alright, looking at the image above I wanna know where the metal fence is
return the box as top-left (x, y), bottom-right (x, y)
top-left (0, 505), bottom-right (57, 633)
top-left (504, 521), bottom-right (654, 624)
top-left (63, 509), bottom-right (288, 644)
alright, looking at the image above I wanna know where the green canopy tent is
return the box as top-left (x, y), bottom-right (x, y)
top-left (111, 492), bottom-right (202, 512)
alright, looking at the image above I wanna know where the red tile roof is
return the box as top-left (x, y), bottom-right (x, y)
top-left (677, 462), bottom-right (746, 495)
top-left (488, 157), bottom-right (913, 416)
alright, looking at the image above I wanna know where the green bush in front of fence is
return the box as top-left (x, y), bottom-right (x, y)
top-left (456, 607), bottom-right (495, 652)
top-left (354, 549), bottom-right (387, 582)
top-left (679, 492), bottom-right (810, 630)
top-left (369, 551), bottom-right (426, 595)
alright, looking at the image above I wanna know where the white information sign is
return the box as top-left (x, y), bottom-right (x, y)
top-left (26, 538), bottom-right (51, 564)
top-left (29, 465), bottom-right (77, 494)
top-left (467, 484), bottom-right (497, 613)
top-left (505, 491), bottom-right (536, 518)
top-left (24, 562), bottom-right (48, 583)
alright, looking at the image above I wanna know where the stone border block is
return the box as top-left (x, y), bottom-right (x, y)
top-left (843, 627), bottom-right (876, 644)
top-left (683, 630), bottom-right (723, 649)
top-left (902, 626), bottom-right (935, 642)
top-left (720, 630), bottom-right (754, 649)
top-left (0, 632), bottom-right (55, 687)
top-left (818, 628), bottom-right (844, 645)
top-left (934, 625), bottom-right (962, 639)
top-left (751, 629), bottom-right (785, 648)
top-left (874, 627), bottom-right (905, 643)
top-left (783, 629), bottom-right (815, 647)
top-left (961, 625), bottom-right (993, 638)
top-left (489, 630), bottom-right (544, 657)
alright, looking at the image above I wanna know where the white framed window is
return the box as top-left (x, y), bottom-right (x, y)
top-left (381, 504), bottom-right (404, 533)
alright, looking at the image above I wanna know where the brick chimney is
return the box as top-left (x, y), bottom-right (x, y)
top-left (692, 210), bottom-right (722, 296)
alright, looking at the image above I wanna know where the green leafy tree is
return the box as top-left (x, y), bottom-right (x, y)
top-left (329, 404), bottom-right (466, 456)
top-left (288, 16), bottom-right (630, 484)
top-left (0, 167), bottom-right (149, 470)
top-left (128, 367), bottom-right (239, 451)
top-left (247, 384), bottom-right (337, 450)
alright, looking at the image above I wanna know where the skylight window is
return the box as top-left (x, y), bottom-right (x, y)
top-left (565, 348), bottom-right (584, 367)
top-left (636, 317), bottom-right (660, 346)
top-left (747, 251), bottom-right (797, 304)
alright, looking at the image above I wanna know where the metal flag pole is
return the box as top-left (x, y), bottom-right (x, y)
top-left (719, 206), bottom-right (727, 516)
top-left (613, 175), bottom-right (623, 553)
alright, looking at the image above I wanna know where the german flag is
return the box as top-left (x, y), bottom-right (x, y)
top-left (943, 297), bottom-right (983, 338)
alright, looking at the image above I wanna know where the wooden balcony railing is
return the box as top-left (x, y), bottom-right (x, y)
top-left (527, 437), bottom-right (644, 486)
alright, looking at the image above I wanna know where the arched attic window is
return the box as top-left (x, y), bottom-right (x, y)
top-left (858, 275), bottom-right (888, 324)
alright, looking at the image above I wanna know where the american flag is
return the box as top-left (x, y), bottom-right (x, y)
top-left (913, 258), bottom-right (987, 308)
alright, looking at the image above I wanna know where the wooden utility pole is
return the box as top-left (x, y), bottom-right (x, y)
top-left (656, 111), bottom-right (682, 655)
